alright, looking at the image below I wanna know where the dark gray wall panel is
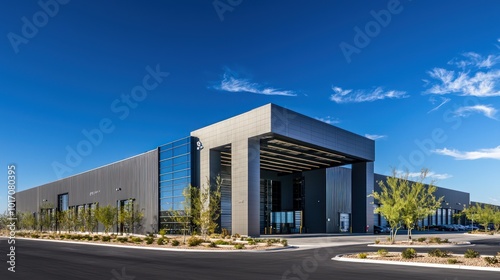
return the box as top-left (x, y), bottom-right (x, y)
top-left (15, 150), bottom-right (159, 234)
top-left (326, 167), bottom-right (352, 233)
top-left (303, 169), bottom-right (326, 233)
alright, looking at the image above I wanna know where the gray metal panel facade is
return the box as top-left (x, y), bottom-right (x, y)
top-left (270, 104), bottom-right (375, 161)
top-left (15, 150), bottom-right (159, 234)
top-left (326, 167), bottom-right (352, 233)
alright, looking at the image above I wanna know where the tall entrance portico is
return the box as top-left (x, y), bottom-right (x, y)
top-left (191, 104), bottom-right (375, 236)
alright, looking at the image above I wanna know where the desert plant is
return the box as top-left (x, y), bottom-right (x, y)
top-left (171, 239), bottom-right (180, 246)
top-left (93, 235), bottom-right (100, 241)
top-left (464, 249), bottom-right (480, 258)
top-left (377, 249), bottom-right (388, 257)
top-left (214, 240), bottom-right (230, 245)
top-left (447, 258), bottom-right (458, 264)
top-left (401, 248), bottom-right (417, 259)
top-left (145, 237), bottom-right (154, 245)
top-left (429, 237), bottom-right (442, 244)
top-left (31, 233), bottom-right (40, 238)
top-left (187, 236), bottom-right (204, 247)
top-left (484, 257), bottom-right (499, 264)
top-left (374, 239), bottom-right (380, 244)
top-left (358, 253), bottom-right (368, 259)
top-left (102, 235), bottom-right (111, 242)
top-left (117, 237), bottom-right (128, 243)
top-left (157, 238), bottom-right (165, 245)
top-left (159, 229), bottom-right (167, 238)
top-left (428, 249), bottom-right (450, 258)
top-left (208, 242), bottom-right (217, 248)
top-left (417, 237), bottom-right (426, 242)
top-left (131, 237), bottom-right (142, 243)
top-left (221, 228), bottom-right (230, 239)
top-left (234, 243), bottom-right (244, 249)
top-left (281, 239), bottom-right (288, 247)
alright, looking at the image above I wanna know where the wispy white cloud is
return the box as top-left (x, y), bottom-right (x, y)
top-left (454, 104), bottom-right (498, 119)
top-left (427, 96), bottom-right (451, 113)
top-left (315, 116), bottom-right (340, 125)
top-left (448, 52), bottom-right (500, 69)
top-left (330, 86), bottom-right (408, 103)
top-left (365, 134), bottom-right (387, 140)
top-left (433, 146), bottom-right (500, 160)
top-left (395, 170), bottom-right (452, 180)
top-left (426, 68), bottom-right (500, 97)
top-left (213, 68), bottom-right (296, 96)
top-left (425, 43), bottom-right (500, 97)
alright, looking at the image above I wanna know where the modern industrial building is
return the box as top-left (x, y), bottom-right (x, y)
top-left (15, 104), bottom-right (473, 236)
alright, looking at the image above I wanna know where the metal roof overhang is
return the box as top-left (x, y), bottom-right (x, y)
top-left (218, 134), bottom-right (362, 174)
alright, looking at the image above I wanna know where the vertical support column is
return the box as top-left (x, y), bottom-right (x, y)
top-left (351, 162), bottom-right (374, 233)
top-left (231, 138), bottom-right (260, 236)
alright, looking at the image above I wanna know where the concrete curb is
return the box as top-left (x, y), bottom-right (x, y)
top-left (0, 237), bottom-right (294, 253)
top-left (368, 242), bottom-right (473, 248)
top-left (332, 254), bottom-right (500, 272)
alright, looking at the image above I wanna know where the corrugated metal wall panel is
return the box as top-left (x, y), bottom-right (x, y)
top-left (14, 149), bottom-right (159, 234)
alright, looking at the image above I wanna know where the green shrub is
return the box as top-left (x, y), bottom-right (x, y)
top-left (247, 238), bottom-right (256, 245)
top-left (281, 239), bottom-right (288, 247)
top-left (266, 239), bottom-right (274, 246)
top-left (102, 236), bottom-right (111, 242)
top-left (65, 234), bottom-right (72, 239)
top-left (93, 235), bottom-right (100, 241)
top-left (447, 258), bottom-right (459, 264)
top-left (464, 249), bottom-right (480, 258)
top-left (377, 249), bottom-right (388, 257)
top-left (131, 237), bottom-right (142, 243)
top-left (428, 249), bottom-right (450, 258)
top-left (117, 237), bottom-right (128, 243)
top-left (145, 237), bottom-right (154, 244)
top-left (30, 234), bottom-right (40, 239)
top-left (171, 239), bottom-right (180, 246)
top-left (484, 257), bottom-right (498, 264)
top-left (358, 253), bottom-right (368, 259)
top-left (159, 229), bottom-right (167, 238)
top-left (157, 238), bottom-right (165, 245)
top-left (187, 236), bottom-right (204, 247)
top-left (214, 240), bottom-right (230, 245)
top-left (221, 228), bottom-right (230, 239)
top-left (443, 238), bottom-right (449, 243)
top-left (234, 243), bottom-right (244, 249)
top-left (401, 248), bottom-right (417, 259)
top-left (233, 233), bottom-right (241, 239)
top-left (208, 242), bottom-right (217, 248)
top-left (417, 237), bottom-right (426, 243)
top-left (429, 237), bottom-right (442, 244)
top-left (374, 239), bottom-right (380, 244)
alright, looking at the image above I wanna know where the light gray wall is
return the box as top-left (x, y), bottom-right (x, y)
top-left (15, 150), bottom-right (159, 234)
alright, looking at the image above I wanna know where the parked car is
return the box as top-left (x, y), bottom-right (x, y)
top-left (374, 225), bottom-right (389, 234)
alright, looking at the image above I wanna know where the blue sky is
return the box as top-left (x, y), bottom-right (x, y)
top-left (1, 0), bottom-right (500, 212)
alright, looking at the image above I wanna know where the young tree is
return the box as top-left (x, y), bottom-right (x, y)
top-left (95, 204), bottom-right (117, 234)
top-left (169, 185), bottom-right (196, 243)
top-left (370, 170), bottom-right (405, 243)
top-left (195, 176), bottom-right (222, 240)
top-left (371, 169), bottom-right (443, 243)
top-left (19, 212), bottom-right (37, 231)
top-left (464, 204), bottom-right (494, 231)
top-left (400, 169), bottom-right (443, 241)
top-left (118, 199), bottom-right (144, 234)
top-left (492, 209), bottom-right (500, 232)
